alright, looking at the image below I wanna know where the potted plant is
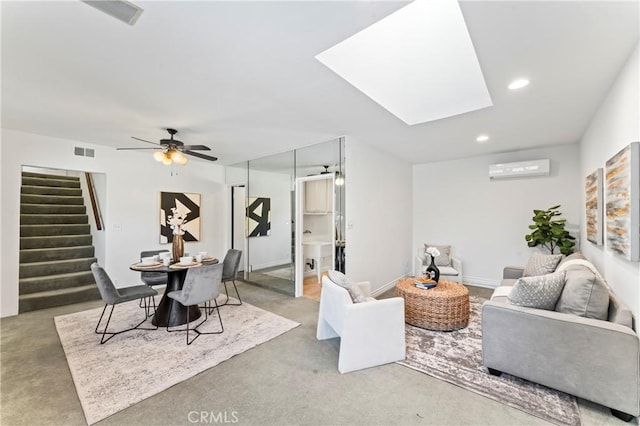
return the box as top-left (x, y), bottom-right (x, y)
top-left (525, 205), bottom-right (576, 255)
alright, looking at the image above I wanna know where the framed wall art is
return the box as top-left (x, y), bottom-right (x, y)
top-left (605, 142), bottom-right (639, 261)
top-left (159, 192), bottom-right (201, 243)
top-left (585, 168), bottom-right (603, 245)
top-left (247, 197), bottom-right (271, 237)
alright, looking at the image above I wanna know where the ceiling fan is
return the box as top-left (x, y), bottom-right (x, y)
top-left (117, 128), bottom-right (218, 165)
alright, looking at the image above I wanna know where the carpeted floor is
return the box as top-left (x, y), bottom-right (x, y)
top-left (398, 295), bottom-right (581, 426)
top-left (54, 297), bottom-right (299, 425)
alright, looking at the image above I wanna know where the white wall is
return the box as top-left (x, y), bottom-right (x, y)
top-left (1, 129), bottom-right (227, 317)
top-left (413, 144), bottom-right (581, 287)
top-left (247, 169), bottom-right (292, 270)
top-left (345, 138), bottom-right (413, 294)
top-left (579, 43), bottom-right (640, 317)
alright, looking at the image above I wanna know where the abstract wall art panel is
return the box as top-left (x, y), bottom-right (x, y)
top-left (247, 197), bottom-right (271, 237)
top-left (585, 168), bottom-right (603, 245)
top-left (159, 192), bottom-right (201, 243)
top-left (605, 142), bottom-right (639, 261)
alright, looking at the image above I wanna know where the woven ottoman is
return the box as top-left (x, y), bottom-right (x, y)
top-left (396, 278), bottom-right (469, 331)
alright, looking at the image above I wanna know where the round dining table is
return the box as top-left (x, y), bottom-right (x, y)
top-left (130, 258), bottom-right (219, 327)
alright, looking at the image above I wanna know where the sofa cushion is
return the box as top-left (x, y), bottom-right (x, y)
top-left (507, 271), bottom-right (566, 310)
top-left (424, 244), bottom-right (451, 266)
top-left (557, 251), bottom-right (587, 268)
top-left (523, 253), bottom-right (563, 277)
top-left (328, 270), bottom-right (367, 303)
top-left (554, 264), bottom-right (609, 320)
top-left (437, 266), bottom-right (459, 276)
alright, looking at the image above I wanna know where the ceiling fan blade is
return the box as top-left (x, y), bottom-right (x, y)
top-left (116, 147), bottom-right (163, 150)
top-left (181, 145), bottom-right (211, 151)
top-left (131, 136), bottom-right (160, 146)
top-left (183, 150), bottom-right (218, 162)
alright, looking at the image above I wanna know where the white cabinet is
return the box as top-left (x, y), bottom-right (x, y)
top-left (304, 178), bottom-right (331, 214)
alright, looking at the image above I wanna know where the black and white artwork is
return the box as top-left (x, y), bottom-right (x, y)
top-left (159, 192), bottom-right (201, 243)
top-left (246, 197), bottom-right (271, 237)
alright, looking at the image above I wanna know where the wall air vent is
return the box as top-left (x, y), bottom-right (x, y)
top-left (489, 159), bottom-right (550, 180)
top-left (74, 147), bottom-right (95, 158)
top-left (81, 0), bottom-right (144, 26)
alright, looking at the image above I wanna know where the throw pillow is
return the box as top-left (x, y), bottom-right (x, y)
top-left (507, 271), bottom-right (566, 310)
top-left (327, 270), bottom-right (367, 303)
top-left (557, 251), bottom-right (587, 269)
top-left (522, 253), bottom-right (563, 277)
top-left (424, 244), bottom-right (451, 266)
top-left (555, 264), bottom-right (609, 320)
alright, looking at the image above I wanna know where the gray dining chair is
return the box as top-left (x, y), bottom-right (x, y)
top-left (220, 249), bottom-right (243, 306)
top-left (139, 249), bottom-right (170, 316)
top-left (166, 263), bottom-right (224, 345)
top-left (91, 262), bottom-right (158, 344)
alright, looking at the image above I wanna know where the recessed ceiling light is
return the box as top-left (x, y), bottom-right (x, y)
top-left (508, 79), bottom-right (530, 90)
top-left (476, 135), bottom-right (489, 143)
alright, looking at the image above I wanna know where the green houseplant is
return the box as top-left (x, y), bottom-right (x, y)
top-left (525, 205), bottom-right (576, 255)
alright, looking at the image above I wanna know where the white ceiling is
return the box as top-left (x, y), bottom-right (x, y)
top-left (2, 1), bottom-right (639, 166)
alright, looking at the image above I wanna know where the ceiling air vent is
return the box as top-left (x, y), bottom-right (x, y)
top-left (81, 0), bottom-right (144, 26)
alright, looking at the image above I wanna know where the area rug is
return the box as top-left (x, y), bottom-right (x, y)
top-left (398, 296), bottom-right (581, 426)
top-left (54, 299), bottom-right (299, 425)
top-left (261, 266), bottom-right (293, 280)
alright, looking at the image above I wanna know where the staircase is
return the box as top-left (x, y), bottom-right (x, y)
top-left (19, 172), bottom-right (100, 312)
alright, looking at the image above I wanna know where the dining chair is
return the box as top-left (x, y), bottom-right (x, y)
top-left (220, 249), bottom-right (243, 306)
top-left (139, 249), bottom-right (170, 316)
top-left (166, 263), bottom-right (224, 345)
top-left (91, 263), bottom-right (158, 344)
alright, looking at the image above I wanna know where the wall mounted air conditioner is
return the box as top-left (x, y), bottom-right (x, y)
top-left (489, 159), bottom-right (550, 179)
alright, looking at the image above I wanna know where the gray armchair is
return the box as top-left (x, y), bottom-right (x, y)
top-left (167, 263), bottom-right (224, 345)
top-left (139, 249), bottom-right (169, 315)
top-left (91, 263), bottom-right (158, 344)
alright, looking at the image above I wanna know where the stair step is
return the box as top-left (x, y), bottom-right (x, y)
top-left (20, 246), bottom-right (95, 263)
top-left (20, 203), bottom-right (86, 214)
top-left (21, 194), bottom-right (84, 206)
top-left (22, 171), bottom-right (80, 181)
top-left (20, 214), bottom-right (89, 225)
top-left (21, 185), bottom-right (82, 196)
top-left (20, 235), bottom-right (93, 249)
top-left (21, 176), bottom-right (80, 189)
top-left (19, 284), bottom-right (101, 313)
top-left (19, 271), bottom-right (96, 294)
top-left (20, 224), bottom-right (90, 237)
top-left (19, 257), bottom-right (96, 279)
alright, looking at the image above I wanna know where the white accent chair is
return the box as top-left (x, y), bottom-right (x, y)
top-left (316, 275), bottom-right (406, 374)
top-left (414, 248), bottom-right (463, 282)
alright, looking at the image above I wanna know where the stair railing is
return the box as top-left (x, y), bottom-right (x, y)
top-left (85, 172), bottom-right (103, 231)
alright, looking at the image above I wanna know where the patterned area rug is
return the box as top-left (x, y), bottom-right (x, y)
top-left (398, 296), bottom-right (581, 426)
top-left (55, 298), bottom-right (299, 425)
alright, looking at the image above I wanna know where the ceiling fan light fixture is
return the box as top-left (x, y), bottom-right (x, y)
top-left (153, 151), bottom-right (165, 162)
top-left (161, 154), bottom-right (173, 165)
top-left (175, 154), bottom-right (188, 165)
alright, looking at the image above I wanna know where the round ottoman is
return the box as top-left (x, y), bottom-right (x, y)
top-left (396, 278), bottom-right (470, 331)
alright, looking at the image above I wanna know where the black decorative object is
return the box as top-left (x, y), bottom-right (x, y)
top-left (426, 254), bottom-right (440, 283)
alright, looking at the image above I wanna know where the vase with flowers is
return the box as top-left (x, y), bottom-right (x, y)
top-left (425, 246), bottom-right (441, 282)
top-left (167, 207), bottom-right (187, 261)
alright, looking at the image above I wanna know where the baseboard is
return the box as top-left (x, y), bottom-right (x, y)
top-left (370, 274), bottom-right (410, 297)
top-left (463, 276), bottom-right (500, 288)
top-left (250, 259), bottom-right (291, 272)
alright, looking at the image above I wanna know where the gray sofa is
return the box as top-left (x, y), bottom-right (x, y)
top-left (482, 254), bottom-right (639, 421)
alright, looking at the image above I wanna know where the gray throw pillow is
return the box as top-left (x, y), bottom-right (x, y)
top-left (523, 253), bottom-right (563, 277)
top-left (557, 251), bottom-right (587, 269)
top-left (327, 270), bottom-right (367, 303)
top-left (555, 265), bottom-right (609, 320)
top-left (507, 271), bottom-right (566, 310)
top-left (424, 244), bottom-right (451, 266)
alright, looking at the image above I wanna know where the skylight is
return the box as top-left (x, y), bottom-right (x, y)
top-left (315, 0), bottom-right (492, 126)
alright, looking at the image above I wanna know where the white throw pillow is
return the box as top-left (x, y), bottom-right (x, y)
top-left (327, 270), bottom-right (367, 303)
top-left (508, 271), bottom-right (566, 310)
top-left (523, 253), bottom-right (563, 277)
top-left (424, 244), bottom-right (451, 267)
